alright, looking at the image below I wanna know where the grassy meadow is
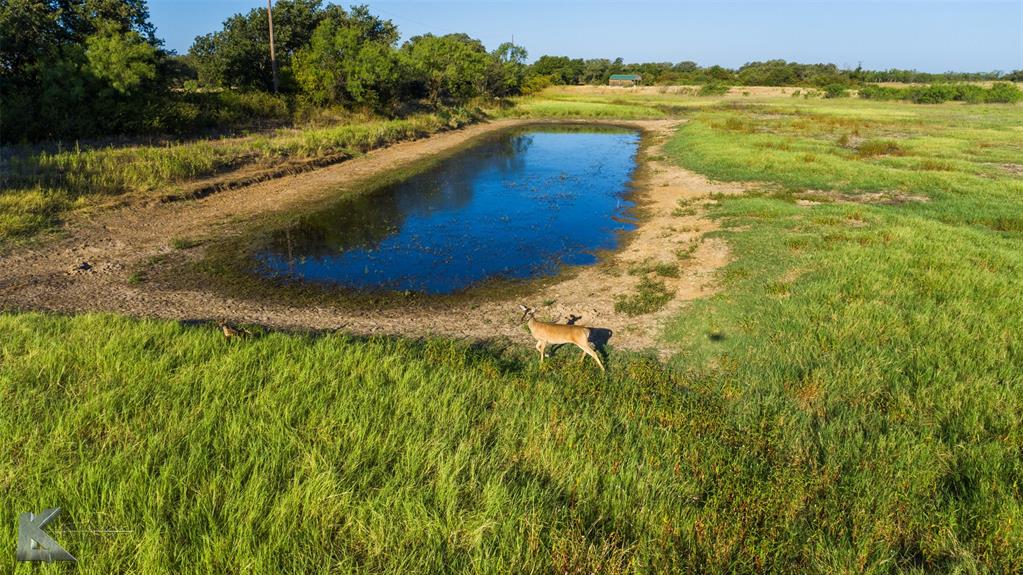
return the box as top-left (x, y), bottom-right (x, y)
top-left (3, 91), bottom-right (1023, 572)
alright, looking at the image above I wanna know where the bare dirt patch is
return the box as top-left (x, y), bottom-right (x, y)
top-left (795, 189), bottom-right (929, 206)
top-left (1, 119), bottom-right (745, 355)
top-left (998, 163), bottom-right (1023, 177)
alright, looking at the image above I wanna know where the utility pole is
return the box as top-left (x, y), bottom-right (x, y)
top-left (267, 0), bottom-right (279, 94)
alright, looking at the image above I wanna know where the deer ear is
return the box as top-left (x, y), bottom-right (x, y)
top-left (519, 304), bottom-right (528, 311)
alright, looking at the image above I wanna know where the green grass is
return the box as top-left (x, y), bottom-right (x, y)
top-left (659, 97), bottom-right (1023, 570)
top-left (0, 313), bottom-right (725, 573)
top-left (666, 99), bottom-right (1023, 234)
top-left (498, 88), bottom-right (724, 120)
top-left (3, 93), bottom-right (1023, 572)
top-left (504, 98), bottom-right (666, 119)
top-left (856, 139), bottom-right (904, 157)
top-left (627, 259), bottom-right (680, 278)
top-left (614, 276), bottom-right (674, 315)
top-left (170, 237), bottom-right (203, 250)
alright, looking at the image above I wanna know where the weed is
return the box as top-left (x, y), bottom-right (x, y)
top-left (856, 139), bottom-right (903, 157)
top-left (672, 199), bottom-right (698, 217)
top-left (627, 259), bottom-right (680, 278)
top-left (653, 262), bottom-right (680, 277)
top-left (171, 237), bottom-right (203, 250)
top-left (614, 276), bottom-right (673, 315)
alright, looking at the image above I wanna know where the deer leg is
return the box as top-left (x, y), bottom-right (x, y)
top-left (536, 341), bottom-right (546, 365)
top-left (582, 343), bottom-right (605, 372)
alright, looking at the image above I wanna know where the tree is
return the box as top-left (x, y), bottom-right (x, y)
top-left (581, 58), bottom-right (612, 84)
top-left (292, 10), bottom-right (403, 109)
top-left (402, 34), bottom-right (493, 103)
top-left (86, 28), bottom-right (158, 94)
top-left (490, 42), bottom-right (528, 96)
top-left (189, 0), bottom-right (328, 91)
top-left (57, 0), bottom-right (158, 43)
top-left (530, 55), bottom-right (584, 85)
top-left (0, 0), bottom-right (167, 141)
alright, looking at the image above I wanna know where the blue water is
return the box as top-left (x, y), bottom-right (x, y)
top-left (257, 126), bottom-right (641, 294)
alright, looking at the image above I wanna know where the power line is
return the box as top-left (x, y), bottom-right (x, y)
top-left (367, 4), bottom-right (455, 36)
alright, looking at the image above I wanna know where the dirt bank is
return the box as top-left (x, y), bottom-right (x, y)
top-left (0, 118), bottom-right (746, 355)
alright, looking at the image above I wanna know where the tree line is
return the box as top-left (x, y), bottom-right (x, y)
top-left (529, 57), bottom-right (1023, 88)
top-left (0, 0), bottom-right (528, 142)
top-left (186, 1), bottom-right (528, 109)
top-left (2, 1), bottom-right (1020, 143)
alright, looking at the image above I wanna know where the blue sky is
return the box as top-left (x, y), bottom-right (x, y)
top-left (149, 1), bottom-right (1023, 72)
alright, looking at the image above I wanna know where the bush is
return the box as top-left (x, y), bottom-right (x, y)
top-left (146, 91), bottom-right (290, 134)
top-left (823, 84), bottom-right (849, 98)
top-left (953, 84), bottom-right (987, 103)
top-left (985, 82), bottom-right (1023, 103)
top-left (858, 85), bottom-right (902, 100)
top-left (521, 74), bottom-right (554, 95)
top-left (907, 84), bottom-right (959, 104)
top-left (856, 83), bottom-right (1021, 104)
top-left (699, 82), bottom-right (730, 96)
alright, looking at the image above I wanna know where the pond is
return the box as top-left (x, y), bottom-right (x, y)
top-left (256, 125), bottom-right (642, 294)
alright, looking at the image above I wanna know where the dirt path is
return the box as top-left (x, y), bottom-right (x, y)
top-left (0, 118), bottom-right (746, 355)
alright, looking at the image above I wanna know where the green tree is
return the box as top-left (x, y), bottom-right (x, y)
top-left (530, 55), bottom-right (584, 85)
top-left (402, 34), bottom-right (493, 103)
top-left (581, 58), bottom-right (612, 84)
top-left (292, 10), bottom-right (403, 109)
top-left (189, 0), bottom-right (329, 91)
top-left (0, 0), bottom-right (165, 141)
top-left (490, 42), bottom-right (528, 96)
top-left (86, 28), bottom-right (158, 94)
top-left (57, 0), bottom-right (158, 42)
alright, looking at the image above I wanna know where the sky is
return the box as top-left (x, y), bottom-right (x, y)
top-left (148, 1), bottom-right (1023, 73)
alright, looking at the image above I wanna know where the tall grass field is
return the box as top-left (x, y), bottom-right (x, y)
top-left (2, 92), bottom-right (1022, 572)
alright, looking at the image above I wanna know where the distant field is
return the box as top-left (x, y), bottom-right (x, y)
top-left (3, 91), bottom-right (1022, 572)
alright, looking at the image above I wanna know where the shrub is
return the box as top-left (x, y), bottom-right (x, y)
top-left (985, 82), bottom-right (1023, 103)
top-left (858, 85), bottom-right (902, 100)
top-left (908, 84), bottom-right (959, 104)
top-left (153, 91), bottom-right (290, 133)
top-left (858, 82), bottom-right (1022, 104)
top-left (699, 82), bottom-right (730, 96)
top-left (949, 84), bottom-right (985, 103)
top-left (823, 84), bottom-right (849, 98)
top-left (521, 74), bottom-right (554, 95)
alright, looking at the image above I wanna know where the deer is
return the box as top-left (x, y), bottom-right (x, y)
top-left (519, 304), bottom-right (605, 372)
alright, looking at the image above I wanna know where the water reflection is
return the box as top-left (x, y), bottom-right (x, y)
top-left (257, 126), bottom-right (641, 294)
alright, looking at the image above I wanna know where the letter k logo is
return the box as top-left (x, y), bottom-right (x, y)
top-left (16, 508), bottom-right (76, 562)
